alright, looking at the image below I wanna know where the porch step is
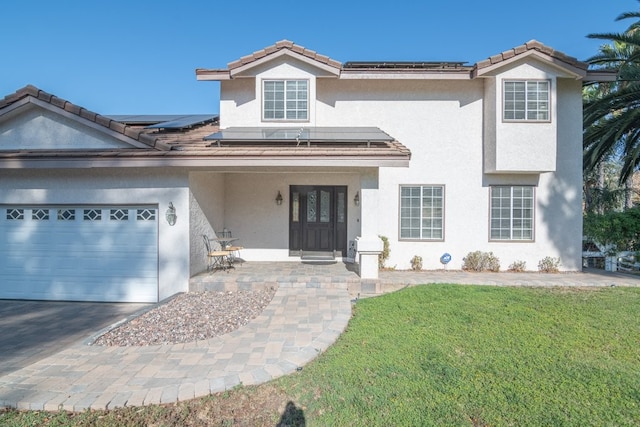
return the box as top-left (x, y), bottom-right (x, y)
top-left (189, 261), bottom-right (359, 293)
top-left (190, 276), bottom-right (353, 292)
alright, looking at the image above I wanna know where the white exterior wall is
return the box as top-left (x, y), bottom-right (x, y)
top-left (0, 168), bottom-right (191, 300)
top-left (189, 170), bottom-right (362, 265)
top-left (215, 54), bottom-right (584, 272)
top-left (189, 172), bottom-right (225, 274)
top-left (484, 60), bottom-right (560, 173)
top-left (0, 106), bottom-right (132, 150)
top-left (220, 56), bottom-right (336, 128)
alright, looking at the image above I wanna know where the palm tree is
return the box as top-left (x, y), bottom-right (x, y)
top-left (584, 8), bottom-right (640, 187)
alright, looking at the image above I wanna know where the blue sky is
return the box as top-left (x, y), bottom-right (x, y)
top-left (1, 0), bottom-right (635, 115)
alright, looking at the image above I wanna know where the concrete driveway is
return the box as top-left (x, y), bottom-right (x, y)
top-left (0, 300), bottom-right (149, 376)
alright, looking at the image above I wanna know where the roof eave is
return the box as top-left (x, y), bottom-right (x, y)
top-left (229, 49), bottom-right (341, 78)
top-left (0, 156), bottom-right (410, 169)
top-left (584, 70), bottom-right (618, 83)
top-left (196, 69), bottom-right (231, 81)
top-left (473, 50), bottom-right (588, 80)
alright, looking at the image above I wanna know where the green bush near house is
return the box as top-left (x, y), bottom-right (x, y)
top-left (538, 256), bottom-right (561, 273)
top-left (410, 255), bottom-right (423, 271)
top-left (462, 250), bottom-right (501, 272)
top-left (378, 235), bottom-right (390, 269)
top-left (508, 260), bottom-right (527, 272)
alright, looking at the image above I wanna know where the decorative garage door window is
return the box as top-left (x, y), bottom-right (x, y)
top-left (57, 209), bottom-right (75, 221)
top-left (137, 208), bottom-right (156, 221)
top-left (84, 208), bottom-right (102, 221)
top-left (32, 208), bottom-right (49, 220)
top-left (110, 208), bottom-right (128, 221)
top-left (6, 208), bottom-right (24, 220)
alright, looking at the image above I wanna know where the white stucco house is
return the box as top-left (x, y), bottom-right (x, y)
top-left (0, 40), bottom-right (610, 302)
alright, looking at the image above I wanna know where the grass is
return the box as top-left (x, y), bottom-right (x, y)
top-left (2, 284), bottom-right (640, 426)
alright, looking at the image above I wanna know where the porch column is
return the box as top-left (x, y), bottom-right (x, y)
top-left (356, 170), bottom-right (382, 279)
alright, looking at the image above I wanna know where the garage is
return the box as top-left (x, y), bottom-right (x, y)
top-left (0, 205), bottom-right (158, 302)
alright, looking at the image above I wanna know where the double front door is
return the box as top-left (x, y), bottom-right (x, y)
top-left (289, 186), bottom-right (347, 257)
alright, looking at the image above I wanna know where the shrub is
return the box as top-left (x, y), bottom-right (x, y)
top-left (508, 260), bottom-right (527, 272)
top-left (538, 256), bottom-right (561, 273)
top-left (378, 235), bottom-right (390, 269)
top-left (462, 251), bottom-right (500, 272)
top-left (410, 255), bottom-right (423, 271)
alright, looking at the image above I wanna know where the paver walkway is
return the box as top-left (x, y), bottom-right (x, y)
top-left (1, 266), bottom-right (638, 412)
top-left (0, 288), bottom-right (351, 411)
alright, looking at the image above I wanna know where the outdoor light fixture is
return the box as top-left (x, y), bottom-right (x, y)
top-left (276, 191), bottom-right (283, 205)
top-left (165, 202), bottom-right (177, 226)
top-left (354, 191), bottom-right (360, 206)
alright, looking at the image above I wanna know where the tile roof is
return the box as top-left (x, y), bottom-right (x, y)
top-left (0, 85), bottom-right (172, 150)
top-left (0, 86), bottom-right (410, 165)
top-left (227, 39), bottom-right (342, 70)
top-left (475, 39), bottom-right (588, 71)
top-left (199, 39), bottom-right (592, 81)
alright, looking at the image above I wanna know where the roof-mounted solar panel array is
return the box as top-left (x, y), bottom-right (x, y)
top-left (205, 127), bottom-right (394, 144)
top-left (145, 115), bottom-right (218, 130)
top-left (107, 114), bottom-right (218, 129)
top-left (343, 61), bottom-right (470, 70)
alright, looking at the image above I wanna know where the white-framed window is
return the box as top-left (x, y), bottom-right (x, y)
top-left (490, 186), bottom-right (534, 240)
top-left (400, 185), bottom-right (444, 240)
top-left (263, 79), bottom-right (308, 121)
top-left (503, 80), bottom-right (549, 121)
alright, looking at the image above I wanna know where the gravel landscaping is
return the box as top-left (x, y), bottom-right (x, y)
top-left (93, 287), bottom-right (277, 346)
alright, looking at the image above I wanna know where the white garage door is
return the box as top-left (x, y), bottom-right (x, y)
top-left (0, 206), bottom-right (158, 302)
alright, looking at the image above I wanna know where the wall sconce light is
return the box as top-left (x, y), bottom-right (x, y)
top-left (275, 191), bottom-right (283, 205)
top-left (354, 191), bottom-right (360, 206)
top-left (165, 202), bottom-right (177, 226)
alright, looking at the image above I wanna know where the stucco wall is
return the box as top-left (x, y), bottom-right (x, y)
top-left (191, 171), bottom-right (362, 261)
top-left (488, 61), bottom-right (559, 173)
top-left (189, 172), bottom-right (225, 274)
top-left (0, 105), bottom-right (132, 150)
top-left (0, 168), bottom-right (191, 300)
top-left (216, 59), bottom-right (584, 271)
top-left (220, 56), bottom-right (337, 128)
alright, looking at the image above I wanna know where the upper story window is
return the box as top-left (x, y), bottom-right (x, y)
top-left (503, 80), bottom-right (549, 121)
top-left (263, 80), bottom-right (308, 121)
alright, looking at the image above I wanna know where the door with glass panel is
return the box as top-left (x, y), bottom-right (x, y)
top-left (289, 186), bottom-right (347, 257)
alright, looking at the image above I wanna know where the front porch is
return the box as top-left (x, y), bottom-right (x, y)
top-left (190, 261), bottom-right (371, 295)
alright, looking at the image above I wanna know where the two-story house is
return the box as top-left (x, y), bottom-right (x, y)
top-left (0, 40), bottom-right (608, 302)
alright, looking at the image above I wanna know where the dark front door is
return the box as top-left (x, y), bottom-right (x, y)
top-left (289, 186), bottom-right (347, 257)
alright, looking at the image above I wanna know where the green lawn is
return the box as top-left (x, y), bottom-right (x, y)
top-left (2, 284), bottom-right (640, 426)
top-left (282, 285), bottom-right (640, 426)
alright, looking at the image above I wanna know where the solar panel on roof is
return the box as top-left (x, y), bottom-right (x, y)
top-left (205, 127), bottom-right (394, 142)
top-left (145, 115), bottom-right (218, 129)
top-left (106, 115), bottom-right (187, 125)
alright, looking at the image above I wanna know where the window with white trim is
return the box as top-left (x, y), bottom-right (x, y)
top-left (400, 185), bottom-right (444, 240)
top-left (503, 80), bottom-right (549, 121)
top-left (490, 186), bottom-right (534, 240)
top-left (263, 80), bottom-right (308, 120)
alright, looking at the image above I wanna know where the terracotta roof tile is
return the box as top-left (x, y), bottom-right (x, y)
top-left (50, 95), bottom-right (67, 109)
top-left (226, 40), bottom-right (342, 71)
top-left (0, 85), bottom-right (177, 151)
top-left (475, 39), bottom-right (588, 71)
top-left (108, 120), bottom-right (127, 133)
top-left (63, 102), bottom-right (82, 115)
top-left (275, 40), bottom-right (294, 49)
top-left (79, 108), bottom-right (97, 122)
top-left (95, 115), bottom-right (112, 128)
